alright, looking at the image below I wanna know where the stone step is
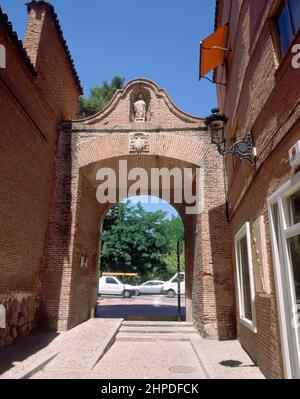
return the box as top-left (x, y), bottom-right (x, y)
top-left (116, 333), bottom-right (199, 342)
top-left (119, 326), bottom-right (197, 334)
top-left (121, 321), bottom-right (193, 328)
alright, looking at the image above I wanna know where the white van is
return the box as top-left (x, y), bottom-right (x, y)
top-left (162, 272), bottom-right (185, 298)
top-left (98, 276), bottom-right (135, 298)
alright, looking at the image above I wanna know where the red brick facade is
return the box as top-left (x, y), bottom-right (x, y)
top-left (0, 2), bottom-right (81, 350)
top-left (215, 0), bottom-right (300, 379)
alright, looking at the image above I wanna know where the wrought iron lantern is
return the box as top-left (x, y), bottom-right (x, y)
top-left (205, 108), bottom-right (257, 166)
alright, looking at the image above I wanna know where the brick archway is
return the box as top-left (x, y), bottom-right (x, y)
top-left (42, 79), bottom-right (235, 339)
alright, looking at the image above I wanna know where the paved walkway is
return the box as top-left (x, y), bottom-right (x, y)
top-left (0, 318), bottom-right (122, 379)
top-left (87, 341), bottom-right (206, 379)
top-left (0, 318), bottom-right (265, 379)
top-left (190, 336), bottom-right (265, 379)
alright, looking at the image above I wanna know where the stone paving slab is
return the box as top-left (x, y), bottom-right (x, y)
top-left (85, 341), bottom-right (206, 380)
top-left (0, 331), bottom-right (60, 378)
top-left (191, 336), bottom-right (265, 379)
top-left (119, 326), bottom-right (197, 334)
top-left (0, 318), bottom-right (122, 379)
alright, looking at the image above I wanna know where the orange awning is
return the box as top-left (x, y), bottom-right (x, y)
top-left (199, 25), bottom-right (229, 79)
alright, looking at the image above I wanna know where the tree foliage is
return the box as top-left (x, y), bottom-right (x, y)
top-left (100, 201), bottom-right (184, 281)
top-left (78, 76), bottom-right (125, 118)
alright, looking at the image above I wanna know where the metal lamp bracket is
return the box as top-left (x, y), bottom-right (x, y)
top-left (216, 132), bottom-right (257, 166)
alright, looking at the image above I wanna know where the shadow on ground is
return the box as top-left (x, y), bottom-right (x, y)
top-left (0, 330), bottom-right (59, 375)
top-left (219, 360), bottom-right (257, 368)
top-left (96, 304), bottom-right (186, 321)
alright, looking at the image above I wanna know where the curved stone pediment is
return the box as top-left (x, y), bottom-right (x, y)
top-left (72, 78), bottom-right (206, 132)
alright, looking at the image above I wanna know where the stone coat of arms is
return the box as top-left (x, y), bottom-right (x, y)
top-left (129, 132), bottom-right (150, 154)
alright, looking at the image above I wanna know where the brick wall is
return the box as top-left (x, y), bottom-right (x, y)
top-left (0, 2), bottom-right (80, 350)
top-left (215, 0), bottom-right (300, 378)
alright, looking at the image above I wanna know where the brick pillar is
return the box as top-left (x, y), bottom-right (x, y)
top-left (24, 2), bottom-right (47, 66)
top-left (41, 124), bottom-right (79, 331)
top-left (192, 149), bottom-right (235, 340)
top-left (183, 213), bottom-right (196, 322)
top-left (42, 125), bottom-right (101, 331)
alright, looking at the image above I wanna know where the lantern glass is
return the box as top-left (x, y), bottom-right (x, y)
top-left (211, 127), bottom-right (225, 145)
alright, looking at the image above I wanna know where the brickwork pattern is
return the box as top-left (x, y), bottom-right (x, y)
top-left (215, 0), bottom-right (300, 379)
top-left (0, 2), bottom-right (80, 348)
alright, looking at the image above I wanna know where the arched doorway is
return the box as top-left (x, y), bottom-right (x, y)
top-left (42, 79), bottom-right (235, 340)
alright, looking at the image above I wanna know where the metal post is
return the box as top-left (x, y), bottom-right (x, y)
top-left (177, 241), bottom-right (182, 322)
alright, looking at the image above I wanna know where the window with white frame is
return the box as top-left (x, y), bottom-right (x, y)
top-left (235, 223), bottom-right (256, 329)
top-left (272, 189), bottom-right (300, 308)
top-left (268, 174), bottom-right (300, 379)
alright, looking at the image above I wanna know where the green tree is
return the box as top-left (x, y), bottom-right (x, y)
top-left (78, 76), bottom-right (125, 118)
top-left (100, 202), bottom-right (184, 281)
top-left (161, 216), bottom-right (184, 274)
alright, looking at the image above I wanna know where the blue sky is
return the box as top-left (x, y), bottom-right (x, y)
top-left (123, 196), bottom-right (179, 219)
top-left (0, 0), bottom-right (217, 117)
top-left (1, 0), bottom-right (217, 218)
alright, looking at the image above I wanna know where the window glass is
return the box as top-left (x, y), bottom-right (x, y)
top-left (172, 274), bottom-right (184, 283)
top-left (273, 202), bottom-right (280, 242)
top-left (277, 3), bottom-right (295, 54)
top-left (107, 277), bottom-right (118, 284)
top-left (288, 189), bottom-right (300, 226)
top-left (288, 235), bottom-right (300, 305)
top-left (239, 236), bottom-right (253, 321)
top-left (287, 231), bottom-right (300, 355)
top-left (289, 0), bottom-right (300, 33)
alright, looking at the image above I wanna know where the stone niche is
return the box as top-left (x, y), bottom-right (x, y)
top-left (130, 87), bottom-right (151, 122)
top-left (0, 293), bottom-right (39, 350)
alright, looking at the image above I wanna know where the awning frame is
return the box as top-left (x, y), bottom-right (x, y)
top-left (199, 23), bottom-right (231, 85)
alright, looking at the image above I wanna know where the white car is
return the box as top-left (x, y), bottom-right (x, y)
top-left (98, 276), bottom-right (135, 298)
top-left (134, 280), bottom-right (165, 296)
top-left (162, 272), bottom-right (185, 298)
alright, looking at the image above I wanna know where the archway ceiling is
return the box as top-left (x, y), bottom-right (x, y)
top-left (81, 155), bottom-right (198, 219)
top-left (83, 154), bottom-right (198, 189)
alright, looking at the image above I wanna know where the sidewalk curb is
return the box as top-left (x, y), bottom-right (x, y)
top-left (88, 319), bottom-right (123, 370)
top-left (190, 336), bottom-right (218, 379)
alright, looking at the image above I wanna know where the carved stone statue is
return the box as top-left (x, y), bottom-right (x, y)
top-left (134, 95), bottom-right (147, 122)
